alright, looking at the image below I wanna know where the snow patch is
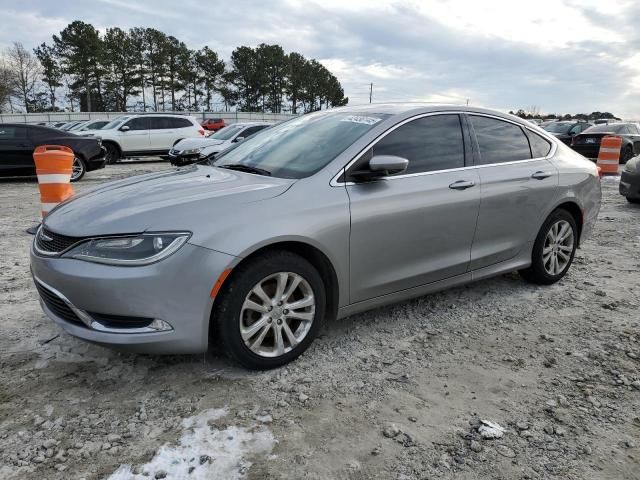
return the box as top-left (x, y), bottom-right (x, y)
top-left (108, 408), bottom-right (275, 480)
top-left (478, 420), bottom-right (505, 439)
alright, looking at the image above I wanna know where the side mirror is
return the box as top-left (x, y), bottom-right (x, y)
top-left (234, 136), bottom-right (245, 143)
top-left (119, 125), bottom-right (130, 132)
top-left (351, 155), bottom-right (409, 181)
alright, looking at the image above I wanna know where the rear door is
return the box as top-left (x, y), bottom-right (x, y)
top-left (119, 117), bottom-right (150, 153)
top-left (0, 126), bottom-right (34, 175)
top-left (148, 117), bottom-right (183, 151)
top-left (346, 113), bottom-right (481, 303)
top-left (468, 114), bottom-right (559, 270)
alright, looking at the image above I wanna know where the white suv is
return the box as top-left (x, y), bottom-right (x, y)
top-left (80, 114), bottom-right (204, 163)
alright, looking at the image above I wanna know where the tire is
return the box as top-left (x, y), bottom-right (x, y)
top-left (621, 145), bottom-right (633, 164)
top-left (627, 197), bottom-right (640, 204)
top-left (519, 209), bottom-right (578, 285)
top-left (104, 143), bottom-right (120, 164)
top-left (70, 156), bottom-right (86, 182)
top-left (212, 251), bottom-right (326, 370)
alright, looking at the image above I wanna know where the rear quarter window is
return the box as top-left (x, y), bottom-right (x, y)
top-left (526, 131), bottom-right (552, 158)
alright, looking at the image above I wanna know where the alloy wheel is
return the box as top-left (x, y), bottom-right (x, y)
top-left (71, 157), bottom-right (84, 181)
top-left (240, 272), bottom-right (315, 358)
top-left (542, 220), bottom-right (574, 276)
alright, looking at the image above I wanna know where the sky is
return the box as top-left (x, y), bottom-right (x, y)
top-left (0, 0), bottom-right (638, 118)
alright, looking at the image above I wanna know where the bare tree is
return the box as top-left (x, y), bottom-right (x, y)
top-left (6, 41), bottom-right (40, 112)
top-left (0, 57), bottom-right (17, 112)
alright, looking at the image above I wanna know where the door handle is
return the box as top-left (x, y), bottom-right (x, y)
top-left (531, 171), bottom-right (552, 180)
top-left (449, 180), bottom-right (476, 190)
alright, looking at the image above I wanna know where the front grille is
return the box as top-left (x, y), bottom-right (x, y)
top-left (36, 227), bottom-right (83, 254)
top-left (35, 281), bottom-right (84, 326)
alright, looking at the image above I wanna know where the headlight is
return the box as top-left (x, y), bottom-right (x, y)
top-left (181, 148), bottom-right (202, 155)
top-left (63, 232), bottom-right (190, 266)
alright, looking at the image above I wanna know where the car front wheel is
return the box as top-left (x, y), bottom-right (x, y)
top-left (104, 143), bottom-right (120, 164)
top-left (213, 251), bottom-right (326, 369)
top-left (70, 156), bottom-right (86, 182)
top-left (519, 209), bottom-right (578, 285)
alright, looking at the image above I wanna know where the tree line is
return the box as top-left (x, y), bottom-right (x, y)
top-left (510, 108), bottom-right (620, 121)
top-left (0, 20), bottom-right (348, 114)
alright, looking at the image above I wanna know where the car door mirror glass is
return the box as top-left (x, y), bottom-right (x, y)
top-left (351, 155), bottom-right (409, 181)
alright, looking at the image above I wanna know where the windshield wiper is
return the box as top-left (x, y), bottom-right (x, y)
top-left (218, 164), bottom-right (271, 176)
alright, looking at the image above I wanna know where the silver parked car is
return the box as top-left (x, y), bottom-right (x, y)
top-left (30, 104), bottom-right (601, 369)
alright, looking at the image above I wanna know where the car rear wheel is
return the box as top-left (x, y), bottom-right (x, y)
top-left (70, 156), bottom-right (86, 182)
top-left (104, 143), bottom-right (120, 164)
top-left (213, 251), bottom-right (326, 369)
top-left (519, 209), bottom-right (578, 285)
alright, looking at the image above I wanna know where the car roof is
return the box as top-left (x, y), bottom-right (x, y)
top-left (228, 121), bottom-right (271, 127)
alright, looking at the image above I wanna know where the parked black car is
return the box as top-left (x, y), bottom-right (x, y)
top-left (0, 124), bottom-right (106, 181)
top-left (571, 123), bottom-right (640, 164)
top-left (620, 155), bottom-right (640, 204)
top-left (543, 121), bottom-right (592, 145)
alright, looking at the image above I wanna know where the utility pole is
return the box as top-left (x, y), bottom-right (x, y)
top-left (369, 82), bottom-right (373, 104)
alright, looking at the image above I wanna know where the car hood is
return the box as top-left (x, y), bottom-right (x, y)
top-left (174, 137), bottom-right (225, 150)
top-left (44, 164), bottom-right (294, 237)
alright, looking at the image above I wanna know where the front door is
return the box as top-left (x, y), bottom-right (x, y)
top-left (346, 114), bottom-right (481, 303)
top-left (119, 117), bottom-right (150, 153)
top-left (467, 114), bottom-right (560, 270)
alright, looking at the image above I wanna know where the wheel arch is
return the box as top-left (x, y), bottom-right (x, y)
top-left (553, 201), bottom-right (583, 245)
top-left (209, 240), bottom-right (340, 333)
top-left (102, 139), bottom-right (122, 156)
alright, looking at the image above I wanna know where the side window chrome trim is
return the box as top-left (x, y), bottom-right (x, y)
top-left (330, 111), bottom-right (558, 187)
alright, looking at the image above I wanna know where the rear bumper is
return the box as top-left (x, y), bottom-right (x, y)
top-left (168, 151), bottom-right (201, 166)
top-left (620, 170), bottom-right (640, 199)
top-left (571, 145), bottom-right (600, 160)
top-left (30, 242), bottom-right (237, 354)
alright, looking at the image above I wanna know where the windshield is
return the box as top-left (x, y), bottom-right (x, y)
top-left (582, 124), bottom-right (625, 134)
top-left (209, 125), bottom-right (243, 140)
top-left (215, 111), bottom-right (389, 179)
top-left (102, 116), bottom-right (129, 130)
top-left (543, 123), bottom-right (571, 134)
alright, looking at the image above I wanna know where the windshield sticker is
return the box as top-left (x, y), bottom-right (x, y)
top-left (340, 115), bottom-right (382, 126)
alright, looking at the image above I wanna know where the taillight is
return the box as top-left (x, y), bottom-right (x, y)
top-left (596, 166), bottom-right (603, 178)
top-left (198, 129), bottom-right (205, 136)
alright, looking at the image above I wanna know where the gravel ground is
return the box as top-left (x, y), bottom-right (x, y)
top-left (0, 163), bottom-right (639, 480)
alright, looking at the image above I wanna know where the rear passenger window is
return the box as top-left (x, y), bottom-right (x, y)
top-left (150, 117), bottom-right (171, 129)
top-left (169, 117), bottom-right (193, 128)
top-left (527, 131), bottom-right (552, 158)
top-left (371, 114), bottom-right (465, 174)
top-left (470, 116), bottom-right (531, 164)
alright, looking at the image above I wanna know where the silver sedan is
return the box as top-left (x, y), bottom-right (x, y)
top-left (30, 104), bottom-right (601, 369)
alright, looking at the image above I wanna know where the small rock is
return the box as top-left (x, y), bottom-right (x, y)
top-left (43, 439), bottom-right (57, 449)
top-left (627, 352), bottom-right (638, 360)
top-left (516, 421), bottom-right (529, 431)
top-left (383, 424), bottom-right (401, 438)
top-left (155, 470), bottom-right (167, 479)
top-left (478, 420), bottom-right (505, 439)
top-left (631, 381), bottom-right (640, 391)
top-left (107, 434), bottom-right (121, 443)
top-left (371, 446), bottom-right (382, 456)
top-left (496, 445), bottom-right (516, 458)
top-left (408, 417), bottom-right (417, 423)
top-left (583, 445), bottom-right (592, 455)
top-left (544, 425), bottom-right (554, 435)
top-left (199, 455), bottom-right (211, 465)
top-left (469, 440), bottom-right (483, 452)
top-left (298, 393), bottom-right (309, 402)
top-left (555, 426), bottom-right (567, 436)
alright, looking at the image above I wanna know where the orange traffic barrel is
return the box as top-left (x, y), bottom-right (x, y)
top-left (33, 145), bottom-right (75, 217)
top-left (596, 135), bottom-right (622, 175)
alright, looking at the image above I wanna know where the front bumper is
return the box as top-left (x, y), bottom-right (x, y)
top-left (168, 150), bottom-right (201, 166)
top-left (620, 170), bottom-right (640, 200)
top-left (30, 242), bottom-right (237, 354)
top-left (87, 147), bottom-right (107, 171)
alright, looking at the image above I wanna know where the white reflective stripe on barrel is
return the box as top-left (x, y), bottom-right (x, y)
top-left (41, 202), bottom-right (60, 212)
top-left (599, 148), bottom-right (620, 154)
top-left (597, 159), bottom-right (619, 165)
top-left (37, 174), bottom-right (72, 184)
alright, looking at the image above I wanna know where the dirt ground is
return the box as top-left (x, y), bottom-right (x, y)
top-left (0, 162), bottom-right (638, 480)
